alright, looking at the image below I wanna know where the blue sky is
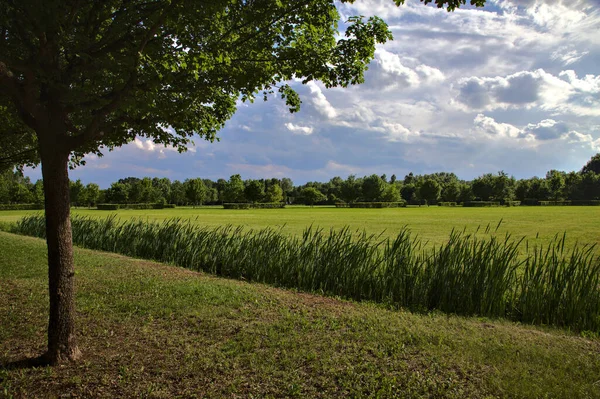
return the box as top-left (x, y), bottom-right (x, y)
top-left (26, 0), bottom-right (600, 188)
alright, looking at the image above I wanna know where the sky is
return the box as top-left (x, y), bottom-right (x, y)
top-left (25, 0), bottom-right (600, 188)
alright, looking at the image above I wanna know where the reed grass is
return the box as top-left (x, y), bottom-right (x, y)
top-left (13, 214), bottom-right (600, 332)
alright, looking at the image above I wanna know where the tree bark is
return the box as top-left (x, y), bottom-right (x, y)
top-left (40, 144), bottom-right (81, 364)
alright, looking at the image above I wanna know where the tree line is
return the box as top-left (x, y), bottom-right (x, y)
top-left (1, 154), bottom-right (599, 207)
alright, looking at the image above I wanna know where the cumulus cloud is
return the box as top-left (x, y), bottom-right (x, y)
top-left (522, 119), bottom-right (569, 140)
top-left (285, 123), bottom-right (314, 135)
top-left (370, 49), bottom-right (445, 89)
top-left (473, 114), bottom-right (522, 139)
top-left (307, 81), bottom-right (337, 119)
top-left (455, 69), bottom-right (600, 115)
top-left (471, 114), bottom-right (600, 151)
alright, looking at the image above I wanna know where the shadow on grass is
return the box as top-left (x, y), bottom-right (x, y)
top-left (0, 354), bottom-right (50, 370)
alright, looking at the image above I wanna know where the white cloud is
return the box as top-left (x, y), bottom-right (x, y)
top-left (455, 69), bottom-right (600, 116)
top-left (285, 122), bottom-right (314, 135)
top-left (473, 114), bottom-right (522, 139)
top-left (371, 49), bottom-right (445, 89)
top-left (307, 81), bottom-right (337, 119)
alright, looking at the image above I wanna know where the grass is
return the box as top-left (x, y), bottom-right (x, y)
top-left (11, 215), bottom-right (600, 332)
top-left (1, 231), bottom-right (600, 398)
top-left (0, 205), bottom-right (599, 252)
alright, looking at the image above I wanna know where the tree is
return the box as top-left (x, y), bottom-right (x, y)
top-left (69, 179), bottom-right (84, 206)
top-left (170, 180), bottom-right (187, 205)
top-left (244, 180), bottom-right (264, 203)
top-left (381, 183), bottom-right (401, 202)
top-left (0, 0), bottom-right (484, 365)
top-left (265, 184), bottom-right (284, 203)
top-left (581, 153), bottom-right (600, 175)
top-left (106, 183), bottom-right (129, 204)
top-left (442, 180), bottom-right (460, 202)
top-left (362, 174), bottom-right (386, 201)
top-left (224, 174), bottom-right (246, 203)
top-left (546, 170), bottom-right (565, 201)
top-left (82, 183), bottom-right (100, 208)
top-left (340, 175), bottom-right (361, 203)
top-left (302, 187), bottom-right (326, 206)
top-left (418, 179), bottom-right (441, 205)
top-left (184, 178), bottom-right (206, 206)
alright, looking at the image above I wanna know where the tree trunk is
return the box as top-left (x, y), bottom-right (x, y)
top-left (40, 146), bottom-right (81, 364)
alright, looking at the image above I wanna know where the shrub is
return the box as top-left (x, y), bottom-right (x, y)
top-left (506, 201), bottom-right (521, 207)
top-left (223, 203), bottom-right (253, 209)
top-left (223, 203), bottom-right (285, 209)
top-left (539, 201), bottom-right (571, 206)
top-left (335, 203), bottom-right (350, 208)
top-left (438, 202), bottom-right (457, 207)
top-left (462, 201), bottom-right (501, 207)
top-left (97, 204), bottom-right (120, 210)
top-left (349, 201), bottom-right (406, 208)
top-left (570, 200), bottom-right (600, 206)
top-left (0, 203), bottom-right (44, 211)
top-left (96, 203), bottom-right (177, 210)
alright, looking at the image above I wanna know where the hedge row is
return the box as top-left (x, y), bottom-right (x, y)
top-left (0, 203), bottom-right (44, 211)
top-left (97, 203), bottom-right (176, 210)
top-left (335, 203), bottom-right (350, 208)
top-left (349, 202), bottom-right (406, 208)
top-left (524, 200), bottom-right (600, 206)
top-left (223, 203), bottom-right (286, 209)
top-left (438, 202), bottom-right (457, 207)
top-left (463, 201), bottom-right (502, 207)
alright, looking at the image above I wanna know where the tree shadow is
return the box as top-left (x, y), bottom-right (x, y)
top-left (0, 354), bottom-right (50, 370)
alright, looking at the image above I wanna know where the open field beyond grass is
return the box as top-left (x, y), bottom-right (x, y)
top-left (1, 232), bottom-right (600, 398)
top-left (1, 205), bottom-right (599, 252)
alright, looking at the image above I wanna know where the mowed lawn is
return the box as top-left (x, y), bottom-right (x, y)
top-left (1, 231), bottom-right (600, 398)
top-left (1, 205), bottom-right (599, 251)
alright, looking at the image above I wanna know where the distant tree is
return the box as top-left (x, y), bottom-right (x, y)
top-left (527, 177), bottom-right (550, 201)
top-left (362, 174), bottom-right (386, 201)
top-left (492, 171), bottom-right (515, 202)
top-left (390, 174), bottom-right (397, 184)
top-left (69, 180), bottom-right (84, 207)
top-left (302, 187), bottom-right (326, 207)
top-left (381, 183), bottom-right (401, 202)
top-left (244, 180), bottom-right (264, 203)
top-left (170, 181), bottom-right (187, 205)
top-left (265, 184), bottom-right (284, 203)
top-left (340, 175), bottom-right (361, 203)
top-left (224, 175), bottom-right (245, 203)
top-left (419, 179), bottom-right (441, 205)
top-left (32, 180), bottom-right (45, 205)
top-left (184, 178), bottom-right (206, 206)
top-left (458, 183), bottom-right (474, 203)
top-left (546, 170), bottom-right (566, 201)
top-left (9, 181), bottom-right (34, 203)
top-left (106, 183), bottom-right (129, 204)
top-left (400, 183), bottom-right (417, 203)
top-left (153, 178), bottom-right (172, 202)
top-left (581, 153), bottom-right (600, 175)
top-left (471, 174), bottom-right (494, 201)
top-left (442, 180), bottom-right (461, 202)
top-left (82, 183), bottom-right (100, 208)
top-left (515, 179), bottom-right (530, 201)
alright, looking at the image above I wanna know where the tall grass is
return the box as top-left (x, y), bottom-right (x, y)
top-left (13, 215), bottom-right (600, 332)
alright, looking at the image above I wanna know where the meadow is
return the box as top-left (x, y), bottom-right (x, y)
top-left (1, 205), bottom-right (599, 251)
top-left (1, 232), bottom-right (599, 398)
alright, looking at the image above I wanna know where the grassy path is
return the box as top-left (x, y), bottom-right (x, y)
top-left (1, 232), bottom-right (599, 398)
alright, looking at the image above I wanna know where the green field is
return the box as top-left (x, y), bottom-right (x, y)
top-left (1, 231), bottom-right (599, 398)
top-left (1, 206), bottom-right (599, 251)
